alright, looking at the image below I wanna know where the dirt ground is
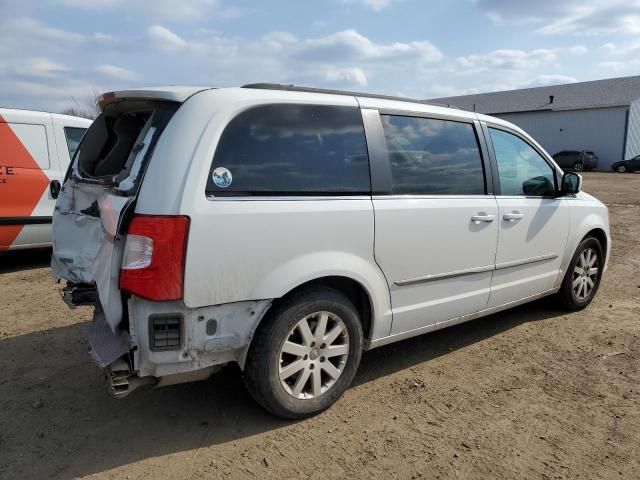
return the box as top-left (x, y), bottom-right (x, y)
top-left (1, 172), bottom-right (639, 480)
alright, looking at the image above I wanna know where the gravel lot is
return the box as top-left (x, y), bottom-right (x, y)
top-left (1, 172), bottom-right (639, 479)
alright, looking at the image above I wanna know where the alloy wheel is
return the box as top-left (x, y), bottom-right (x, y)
top-left (278, 311), bottom-right (349, 399)
top-left (617, 165), bottom-right (627, 173)
top-left (572, 247), bottom-right (599, 301)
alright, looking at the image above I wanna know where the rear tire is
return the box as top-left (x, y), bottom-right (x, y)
top-left (243, 287), bottom-right (363, 419)
top-left (557, 236), bottom-right (604, 311)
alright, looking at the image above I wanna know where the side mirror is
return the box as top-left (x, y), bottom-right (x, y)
top-left (522, 175), bottom-right (555, 196)
top-left (561, 172), bottom-right (581, 195)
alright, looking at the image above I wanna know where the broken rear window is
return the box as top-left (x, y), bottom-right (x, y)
top-left (71, 101), bottom-right (178, 193)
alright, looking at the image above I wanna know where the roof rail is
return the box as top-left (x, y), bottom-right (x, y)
top-left (241, 83), bottom-right (449, 108)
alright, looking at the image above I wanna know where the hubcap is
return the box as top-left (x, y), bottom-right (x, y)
top-left (572, 247), bottom-right (599, 300)
top-left (618, 165), bottom-right (626, 173)
top-left (278, 311), bottom-right (349, 399)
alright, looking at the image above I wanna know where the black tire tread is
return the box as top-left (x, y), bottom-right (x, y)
top-left (556, 236), bottom-right (603, 311)
top-left (243, 286), bottom-right (362, 419)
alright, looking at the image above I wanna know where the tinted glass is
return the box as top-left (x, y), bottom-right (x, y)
top-left (489, 128), bottom-right (556, 196)
top-left (380, 115), bottom-right (485, 195)
top-left (207, 104), bottom-right (370, 195)
top-left (64, 127), bottom-right (86, 159)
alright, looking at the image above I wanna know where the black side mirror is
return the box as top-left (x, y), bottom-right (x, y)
top-left (522, 176), bottom-right (555, 196)
top-left (561, 172), bottom-right (581, 195)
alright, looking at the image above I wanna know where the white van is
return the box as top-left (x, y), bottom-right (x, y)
top-left (0, 109), bottom-right (91, 251)
top-left (52, 85), bottom-right (610, 418)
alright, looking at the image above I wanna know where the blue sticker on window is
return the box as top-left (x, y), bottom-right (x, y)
top-left (212, 167), bottom-right (232, 188)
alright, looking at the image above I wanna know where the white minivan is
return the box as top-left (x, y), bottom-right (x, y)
top-left (52, 85), bottom-right (610, 418)
top-left (0, 108), bottom-right (91, 251)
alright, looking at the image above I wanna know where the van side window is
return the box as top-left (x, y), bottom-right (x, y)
top-left (207, 104), bottom-right (370, 196)
top-left (489, 128), bottom-right (556, 197)
top-left (2, 123), bottom-right (50, 170)
top-left (64, 127), bottom-right (87, 160)
top-left (380, 115), bottom-right (485, 195)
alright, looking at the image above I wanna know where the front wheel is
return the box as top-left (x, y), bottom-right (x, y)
top-left (573, 162), bottom-right (584, 172)
top-left (557, 236), bottom-right (604, 310)
top-left (617, 165), bottom-right (628, 173)
top-left (243, 287), bottom-right (363, 419)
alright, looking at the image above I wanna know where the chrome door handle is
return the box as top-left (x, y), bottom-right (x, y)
top-left (503, 212), bottom-right (524, 222)
top-left (471, 213), bottom-right (495, 223)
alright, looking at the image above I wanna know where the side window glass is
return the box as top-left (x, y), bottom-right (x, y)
top-left (207, 104), bottom-right (370, 195)
top-left (489, 128), bottom-right (556, 196)
top-left (2, 123), bottom-right (50, 169)
top-left (381, 115), bottom-right (486, 195)
top-left (64, 127), bottom-right (87, 160)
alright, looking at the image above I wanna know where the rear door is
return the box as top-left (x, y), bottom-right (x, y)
top-left (52, 101), bottom-right (178, 329)
top-left (484, 125), bottom-right (569, 308)
top-left (0, 113), bottom-right (54, 250)
top-left (369, 111), bottom-right (499, 336)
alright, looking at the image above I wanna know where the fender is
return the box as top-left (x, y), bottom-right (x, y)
top-left (248, 250), bottom-right (393, 342)
top-left (555, 199), bottom-right (610, 289)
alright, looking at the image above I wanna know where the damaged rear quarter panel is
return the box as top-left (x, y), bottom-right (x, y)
top-left (129, 297), bottom-right (272, 377)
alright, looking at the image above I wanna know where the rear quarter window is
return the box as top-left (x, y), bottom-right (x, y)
top-left (207, 104), bottom-right (370, 196)
top-left (63, 127), bottom-right (86, 160)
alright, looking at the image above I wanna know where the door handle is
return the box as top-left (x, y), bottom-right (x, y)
top-left (50, 180), bottom-right (61, 199)
top-left (471, 213), bottom-right (495, 223)
top-left (503, 212), bottom-right (524, 222)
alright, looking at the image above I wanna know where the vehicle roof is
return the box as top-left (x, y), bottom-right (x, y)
top-left (0, 107), bottom-right (92, 126)
top-left (97, 84), bottom-right (526, 135)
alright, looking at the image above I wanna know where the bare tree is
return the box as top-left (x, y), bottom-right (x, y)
top-left (61, 89), bottom-right (101, 119)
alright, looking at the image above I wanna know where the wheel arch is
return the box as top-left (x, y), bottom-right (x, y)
top-left (585, 227), bottom-right (608, 262)
top-left (556, 213), bottom-right (611, 289)
top-left (268, 275), bottom-right (374, 344)
top-left (239, 272), bottom-right (391, 370)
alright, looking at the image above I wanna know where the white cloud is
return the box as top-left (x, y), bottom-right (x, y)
top-left (455, 45), bottom-right (587, 72)
top-left (10, 16), bottom-right (85, 43)
top-left (596, 60), bottom-right (640, 75)
top-left (340, 0), bottom-right (397, 11)
top-left (146, 25), bottom-right (188, 50)
top-left (457, 49), bottom-right (558, 71)
top-left (598, 41), bottom-right (640, 57)
top-left (291, 29), bottom-right (442, 63)
top-left (474, 0), bottom-right (640, 35)
top-left (522, 74), bottom-right (578, 88)
top-left (143, 26), bottom-right (441, 88)
top-left (57, 0), bottom-right (221, 22)
top-left (94, 64), bottom-right (139, 81)
top-left (22, 58), bottom-right (69, 78)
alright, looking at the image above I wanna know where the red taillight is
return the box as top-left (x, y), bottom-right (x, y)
top-left (119, 215), bottom-right (190, 301)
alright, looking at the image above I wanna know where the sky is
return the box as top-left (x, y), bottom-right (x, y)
top-left (1, 0), bottom-right (640, 112)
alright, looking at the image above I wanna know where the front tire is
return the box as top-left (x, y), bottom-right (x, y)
top-left (617, 165), bottom-right (627, 173)
top-left (243, 287), bottom-right (363, 419)
top-left (557, 236), bottom-right (604, 311)
top-left (573, 162), bottom-right (584, 172)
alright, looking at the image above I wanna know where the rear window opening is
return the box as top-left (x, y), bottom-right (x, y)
top-left (71, 100), bottom-right (178, 192)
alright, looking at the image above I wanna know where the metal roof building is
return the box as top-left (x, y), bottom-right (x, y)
top-left (429, 75), bottom-right (640, 171)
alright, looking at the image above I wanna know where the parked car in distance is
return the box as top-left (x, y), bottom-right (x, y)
top-left (552, 150), bottom-right (599, 172)
top-left (611, 154), bottom-right (640, 173)
top-left (52, 85), bottom-right (610, 419)
top-left (0, 109), bottom-right (91, 251)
